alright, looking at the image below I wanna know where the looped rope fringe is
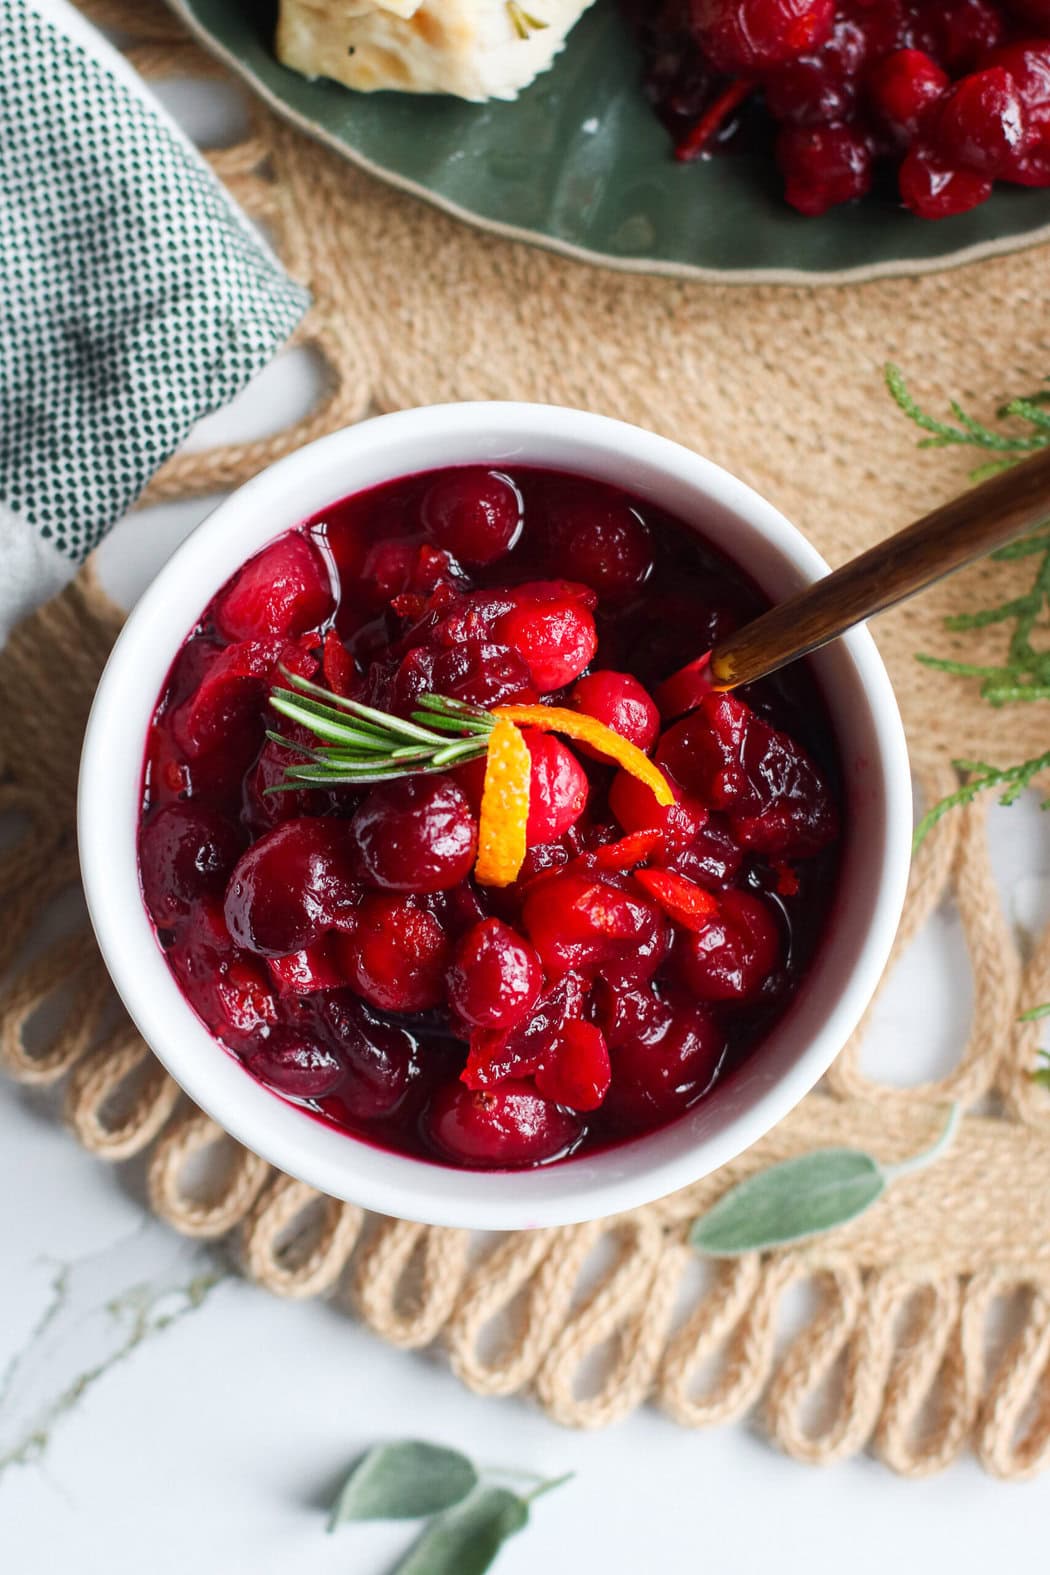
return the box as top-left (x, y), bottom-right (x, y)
top-left (6, 0), bottom-right (1050, 1478)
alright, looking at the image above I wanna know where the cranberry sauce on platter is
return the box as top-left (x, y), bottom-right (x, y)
top-left (137, 465), bottom-right (843, 1171)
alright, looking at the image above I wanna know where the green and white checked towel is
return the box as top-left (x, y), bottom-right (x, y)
top-left (0, 0), bottom-right (310, 638)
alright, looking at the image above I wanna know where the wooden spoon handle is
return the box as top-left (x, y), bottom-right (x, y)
top-left (708, 445), bottom-right (1050, 690)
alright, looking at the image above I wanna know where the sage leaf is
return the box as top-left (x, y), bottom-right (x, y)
top-left (328, 1441), bottom-right (478, 1528)
top-left (690, 1149), bottom-right (885, 1257)
top-left (393, 1486), bottom-right (529, 1575)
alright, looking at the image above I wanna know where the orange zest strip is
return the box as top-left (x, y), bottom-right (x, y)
top-left (475, 717), bottom-right (532, 888)
top-left (494, 705), bottom-right (676, 808)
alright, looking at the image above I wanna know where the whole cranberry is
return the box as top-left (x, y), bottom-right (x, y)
top-left (676, 890), bottom-right (781, 1001)
top-left (267, 935), bottom-right (346, 995)
top-left (524, 731), bottom-right (589, 842)
top-left (764, 18), bottom-right (867, 126)
top-left (776, 122), bottom-right (874, 214)
top-left (340, 894), bottom-right (450, 1013)
top-left (917, 0), bottom-right (1003, 73)
top-left (214, 533), bottom-right (333, 643)
top-left (898, 141), bottom-right (994, 216)
top-left (463, 973), bottom-right (585, 1089)
top-left (986, 42), bottom-right (1050, 126)
top-left (691, 0), bottom-right (835, 75)
top-left (215, 957), bottom-right (278, 1038)
top-left (602, 994), bottom-right (725, 1132)
top-left (570, 671), bottom-right (659, 757)
top-left (247, 1027), bottom-right (345, 1099)
top-left (425, 1080), bottom-right (582, 1168)
top-left (535, 1022), bottom-right (612, 1112)
top-left (139, 803), bottom-right (242, 924)
top-left (432, 641), bottom-right (534, 708)
top-left (224, 818), bottom-right (360, 956)
top-left (318, 992), bottom-right (417, 1119)
top-left (934, 67), bottom-right (1029, 176)
top-left (447, 918), bottom-right (543, 1031)
top-left (866, 49), bottom-right (949, 146)
top-left (667, 816), bottom-right (744, 890)
top-left (539, 496), bottom-right (654, 600)
top-left (608, 764), bottom-right (708, 845)
top-left (350, 776), bottom-right (477, 893)
top-left (522, 872), bottom-right (668, 984)
top-left (420, 469), bottom-right (523, 567)
top-left (495, 598), bottom-right (598, 693)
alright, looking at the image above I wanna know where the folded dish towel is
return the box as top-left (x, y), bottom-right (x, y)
top-left (0, 0), bottom-right (310, 641)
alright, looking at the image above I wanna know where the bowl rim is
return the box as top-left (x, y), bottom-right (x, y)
top-left (78, 403), bottom-right (912, 1230)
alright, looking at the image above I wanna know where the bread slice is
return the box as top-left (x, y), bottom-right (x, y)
top-left (276, 0), bottom-right (597, 102)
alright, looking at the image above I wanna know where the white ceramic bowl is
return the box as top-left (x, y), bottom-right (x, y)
top-left (79, 404), bottom-right (911, 1230)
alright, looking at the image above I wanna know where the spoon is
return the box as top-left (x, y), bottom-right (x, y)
top-left (655, 444), bottom-right (1050, 719)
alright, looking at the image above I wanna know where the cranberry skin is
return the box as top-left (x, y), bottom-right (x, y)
top-left (677, 890), bottom-right (781, 1001)
top-left (350, 776), bottom-right (477, 893)
top-left (934, 67), bottom-right (1029, 176)
top-left (522, 872), bottom-right (668, 984)
top-left (1003, 0), bottom-right (1050, 27)
top-left (691, 0), bottom-right (835, 74)
top-left (341, 894), bottom-right (450, 1013)
top-left (608, 765), bottom-right (708, 846)
top-left (247, 1027), bottom-right (345, 1099)
top-left (919, 0), bottom-right (1003, 73)
top-left (866, 49), bottom-right (949, 145)
top-left (658, 694), bottom-right (838, 858)
top-left (224, 818), bottom-right (360, 956)
top-left (139, 804), bottom-right (242, 924)
top-left (432, 641), bottom-right (534, 709)
top-left (495, 599), bottom-right (598, 693)
top-left (448, 918), bottom-right (543, 1031)
top-left (776, 123), bottom-right (874, 215)
top-left (267, 935), bottom-right (346, 995)
top-left (899, 142), bottom-right (994, 217)
top-left (986, 42), bottom-right (1050, 128)
top-left (535, 1022), bottom-right (612, 1112)
top-left (318, 992), bottom-right (416, 1119)
top-left (570, 671), bottom-right (660, 758)
top-left (524, 731), bottom-right (589, 842)
top-left (764, 20), bottom-right (867, 126)
top-left (426, 1080), bottom-right (581, 1169)
top-left (540, 497), bottom-right (654, 600)
top-left (602, 995), bottom-right (725, 1132)
top-left (420, 469), bottom-right (522, 567)
top-left (214, 534), bottom-right (332, 643)
top-left (667, 817), bottom-right (744, 891)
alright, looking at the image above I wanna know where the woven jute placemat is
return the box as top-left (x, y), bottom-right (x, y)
top-left (6, 0), bottom-right (1050, 1480)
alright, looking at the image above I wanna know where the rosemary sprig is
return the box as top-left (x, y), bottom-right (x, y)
top-left (267, 670), bottom-right (496, 790)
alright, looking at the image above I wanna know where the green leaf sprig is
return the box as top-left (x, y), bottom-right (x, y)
top-left (689, 1105), bottom-right (960, 1256)
top-left (888, 366), bottom-right (1050, 1049)
top-left (267, 669), bottom-right (496, 790)
top-left (328, 1439), bottom-right (571, 1575)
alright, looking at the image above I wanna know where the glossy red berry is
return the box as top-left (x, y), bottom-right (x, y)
top-left (776, 122), bottom-right (874, 214)
top-left (431, 641), bottom-right (534, 708)
top-left (523, 731), bottom-right (589, 842)
top-left (340, 894), bottom-right (450, 1013)
top-left (246, 1027), bottom-right (345, 1099)
top-left (267, 935), bottom-right (346, 995)
top-left (447, 918), bottom-right (543, 1030)
top-left (317, 993), bottom-right (417, 1119)
top-left (139, 804), bottom-right (242, 924)
top-left (898, 141), bottom-right (994, 216)
top-left (350, 776), bottom-right (477, 893)
top-left (540, 495), bottom-right (654, 599)
top-left (570, 671), bottom-right (659, 757)
top-left (522, 872), bottom-right (668, 985)
top-left (426, 1080), bottom-right (582, 1168)
top-left (676, 889), bottom-right (781, 1000)
top-left (934, 67), bottom-right (1029, 176)
top-left (918, 0), bottom-right (1004, 73)
top-left (601, 993), bottom-right (725, 1131)
top-left (866, 49), bottom-right (949, 145)
top-left (691, 0), bottom-right (835, 75)
top-left (495, 598), bottom-right (598, 693)
top-left (535, 1022), bottom-right (612, 1112)
top-left (224, 818), bottom-right (360, 956)
top-left (420, 469), bottom-right (523, 567)
top-left (764, 18), bottom-right (867, 126)
top-left (214, 534), bottom-right (332, 643)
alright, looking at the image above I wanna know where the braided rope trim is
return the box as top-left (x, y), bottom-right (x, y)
top-left (5, 0), bottom-right (1046, 1477)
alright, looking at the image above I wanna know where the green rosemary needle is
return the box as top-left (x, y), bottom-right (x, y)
top-left (265, 669), bottom-right (497, 790)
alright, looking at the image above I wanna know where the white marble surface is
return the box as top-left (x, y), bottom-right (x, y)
top-left (5, 63), bottom-right (1050, 1575)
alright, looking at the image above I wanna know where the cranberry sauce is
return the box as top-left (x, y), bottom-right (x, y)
top-left (138, 465), bottom-right (843, 1171)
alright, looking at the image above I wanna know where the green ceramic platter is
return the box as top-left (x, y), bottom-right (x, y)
top-left (168, 0), bottom-right (1050, 284)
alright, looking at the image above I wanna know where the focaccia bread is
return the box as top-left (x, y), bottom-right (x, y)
top-left (276, 0), bottom-right (598, 102)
